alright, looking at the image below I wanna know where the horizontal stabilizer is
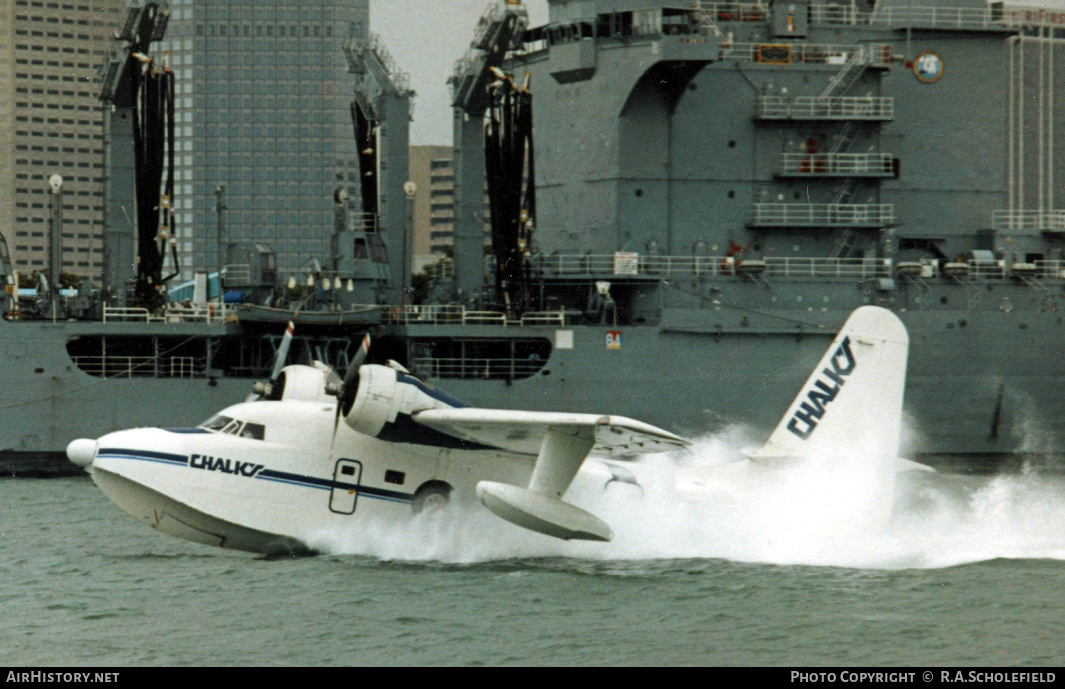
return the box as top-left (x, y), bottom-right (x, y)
top-left (476, 481), bottom-right (613, 541)
top-left (412, 409), bottom-right (689, 458)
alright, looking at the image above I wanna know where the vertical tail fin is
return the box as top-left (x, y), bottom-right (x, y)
top-left (750, 306), bottom-right (909, 463)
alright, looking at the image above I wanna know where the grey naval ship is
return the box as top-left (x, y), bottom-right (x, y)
top-left (3, 0), bottom-right (1064, 476)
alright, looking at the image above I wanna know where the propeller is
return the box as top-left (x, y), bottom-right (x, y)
top-left (250, 321), bottom-right (295, 401)
top-left (329, 333), bottom-right (371, 443)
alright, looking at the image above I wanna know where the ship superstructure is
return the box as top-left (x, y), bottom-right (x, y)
top-left (392, 0), bottom-right (1065, 469)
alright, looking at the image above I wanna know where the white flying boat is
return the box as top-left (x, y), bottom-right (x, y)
top-left (67, 306), bottom-right (912, 554)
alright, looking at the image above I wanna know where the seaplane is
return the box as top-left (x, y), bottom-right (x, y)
top-left (66, 306), bottom-right (912, 555)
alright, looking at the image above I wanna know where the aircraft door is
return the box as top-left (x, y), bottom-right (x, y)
top-left (329, 459), bottom-right (363, 514)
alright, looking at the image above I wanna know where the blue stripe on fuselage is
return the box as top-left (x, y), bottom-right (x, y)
top-left (94, 449), bottom-right (413, 504)
top-left (256, 469), bottom-right (412, 503)
top-left (97, 447), bottom-right (189, 467)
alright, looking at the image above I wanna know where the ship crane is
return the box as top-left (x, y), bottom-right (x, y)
top-left (99, 1), bottom-right (179, 311)
top-left (448, 0), bottom-right (530, 306)
top-left (342, 36), bottom-right (415, 306)
top-left (484, 69), bottom-right (537, 316)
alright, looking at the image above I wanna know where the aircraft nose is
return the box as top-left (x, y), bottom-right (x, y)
top-left (66, 438), bottom-right (97, 468)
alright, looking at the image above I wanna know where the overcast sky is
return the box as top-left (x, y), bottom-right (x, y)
top-left (370, 1), bottom-right (549, 145)
top-left (370, 0), bottom-right (1065, 146)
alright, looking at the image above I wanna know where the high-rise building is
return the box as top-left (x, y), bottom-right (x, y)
top-left (408, 144), bottom-right (454, 267)
top-left (156, 0), bottom-right (369, 282)
top-left (0, 0), bottom-right (125, 281)
top-left (408, 144), bottom-right (497, 276)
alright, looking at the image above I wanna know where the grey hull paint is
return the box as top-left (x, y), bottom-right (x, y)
top-left (6, 280), bottom-right (1062, 477)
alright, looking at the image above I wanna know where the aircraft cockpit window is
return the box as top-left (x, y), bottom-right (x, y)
top-left (200, 415), bottom-right (235, 433)
top-left (200, 415), bottom-right (264, 439)
top-left (220, 419), bottom-right (242, 435)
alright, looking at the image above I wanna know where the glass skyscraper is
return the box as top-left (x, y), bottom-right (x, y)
top-left (158, 0), bottom-right (369, 282)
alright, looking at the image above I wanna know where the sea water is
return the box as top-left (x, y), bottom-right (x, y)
top-left (3, 430), bottom-right (1065, 667)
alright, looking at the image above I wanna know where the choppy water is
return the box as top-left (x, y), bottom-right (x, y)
top-left (4, 431), bottom-right (1065, 666)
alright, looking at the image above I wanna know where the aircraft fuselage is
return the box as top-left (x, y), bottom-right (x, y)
top-left (80, 400), bottom-right (535, 554)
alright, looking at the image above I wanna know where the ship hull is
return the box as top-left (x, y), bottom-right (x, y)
top-left (3, 279), bottom-right (1062, 477)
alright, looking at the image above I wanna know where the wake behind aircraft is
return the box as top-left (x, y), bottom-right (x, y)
top-left (67, 306), bottom-right (911, 555)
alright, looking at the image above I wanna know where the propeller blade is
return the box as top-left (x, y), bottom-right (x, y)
top-left (350, 332), bottom-right (371, 369)
top-left (337, 334), bottom-right (370, 412)
top-left (332, 399), bottom-right (343, 451)
top-left (330, 333), bottom-right (371, 450)
top-left (251, 321), bottom-right (295, 401)
top-left (268, 321), bottom-right (295, 384)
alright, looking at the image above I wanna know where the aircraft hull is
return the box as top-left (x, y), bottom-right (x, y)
top-left (92, 467), bottom-right (306, 554)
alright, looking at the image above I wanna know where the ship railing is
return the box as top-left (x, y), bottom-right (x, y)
top-left (384, 304), bottom-right (465, 325)
top-left (70, 355), bottom-right (207, 379)
top-left (752, 203), bottom-right (895, 227)
top-left (450, 50), bottom-right (478, 100)
top-left (518, 311), bottom-right (566, 327)
top-left (813, 4), bottom-right (1006, 29)
top-left (472, 1), bottom-right (503, 48)
top-left (221, 264), bottom-right (251, 287)
top-left (935, 261), bottom-right (1065, 282)
top-left (463, 310), bottom-right (509, 325)
top-left (530, 254), bottom-right (891, 280)
top-left (382, 304), bottom-right (565, 328)
top-left (869, 5), bottom-right (1002, 30)
top-left (721, 43), bottom-right (890, 67)
top-left (991, 210), bottom-right (1065, 232)
top-left (762, 257), bottom-right (892, 279)
top-left (1035, 262), bottom-right (1065, 280)
top-left (967, 261), bottom-right (1007, 281)
top-left (757, 96), bottom-right (894, 121)
top-left (103, 304), bottom-right (238, 324)
top-left (779, 153), bottom-right (895, 176)
top-left (692, 2), bottom-right (769, 22)
top-left (346, 34), bottom-right (412, 94)
top-left (410, 356), bottom-right (544, 380)
top-left (809, 4), bottom-right (873, 25)
top-left (167, 357), bottom-right (202, 379)
top-left (898, 260), bottom-right (1065, 282)
top-left (352, 212), bottom-right (378, 233)
top-left (103, 307), bottom-right (165, 323)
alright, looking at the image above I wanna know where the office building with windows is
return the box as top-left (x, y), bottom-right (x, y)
top-left (0, 0), bottom-right (125, 281)
top-left (157, 0), bottom-right (369, 282)
top-left (408, 144), bottom-right (454, 265)
top-left (408, 144), bottom-right (495, 277)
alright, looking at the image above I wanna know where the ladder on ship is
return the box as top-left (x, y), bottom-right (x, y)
top-left (821, 48), bottom-right (871, 99)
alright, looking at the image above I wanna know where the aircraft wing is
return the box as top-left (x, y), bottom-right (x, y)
top-left (411, 408), bottom-right (690, 458)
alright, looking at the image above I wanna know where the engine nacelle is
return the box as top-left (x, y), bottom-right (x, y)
top-left (273, 364), bottom-right (335, 403)
top-left (344, 364), bottom-right (470, 445)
